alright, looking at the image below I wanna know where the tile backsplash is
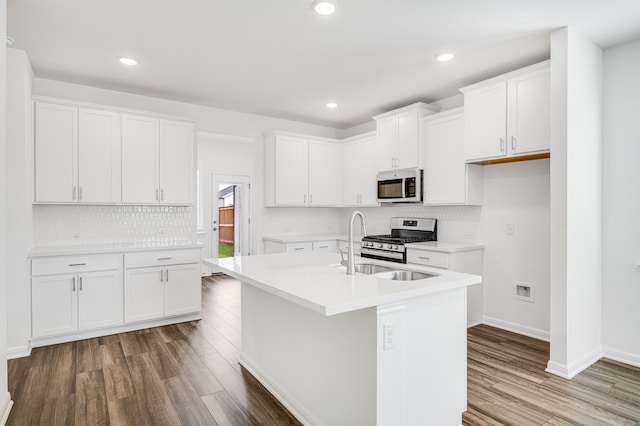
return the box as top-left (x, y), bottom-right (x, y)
top-left (34, 205), bottom-right (195, 246)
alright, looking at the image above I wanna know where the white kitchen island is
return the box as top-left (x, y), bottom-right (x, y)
top-left (204, 252), bottom-right (481, 426)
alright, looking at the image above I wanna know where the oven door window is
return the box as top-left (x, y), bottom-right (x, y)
top-left (378, 179), bottom-right (403, 199)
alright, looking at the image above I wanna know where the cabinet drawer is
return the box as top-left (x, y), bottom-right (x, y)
top-left (406, 250), bottom-right (449, 269)
top-left (32, 254), bottom-right (122, 276)
top-left (285, 242), bottom-right (313, 253)
top-left (312, 240), bottom-right (337, 252)
top-left (125, 248), bottom-right (201, 268)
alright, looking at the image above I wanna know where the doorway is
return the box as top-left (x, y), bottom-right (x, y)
top-left (210, 174), bottom-right (251, 261)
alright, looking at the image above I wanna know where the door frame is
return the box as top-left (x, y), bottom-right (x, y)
top-left (208, 174), bottom-right (251, 263)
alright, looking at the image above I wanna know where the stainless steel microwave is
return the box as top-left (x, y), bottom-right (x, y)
top-left (376, 168), bottom-right (423, 203)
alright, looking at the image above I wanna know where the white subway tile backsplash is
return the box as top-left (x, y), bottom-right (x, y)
top-left (34, 205), bottom-right (194, 246)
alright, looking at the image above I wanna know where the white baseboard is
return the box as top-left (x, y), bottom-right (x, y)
top-left (0, 392), bottom-right (13, 426)
top-left (466, 320), bottom-right (483, 328)
top-left (546, 347), bottom-right (603, 379)
top-left (482, 316), bottom-right (550, 342)
top-left (7, 344), bottom-right (31, 360)
top-left (602, 346), bottom-right (640, 368)
top-left (238, 353), bottom-right (321, 426)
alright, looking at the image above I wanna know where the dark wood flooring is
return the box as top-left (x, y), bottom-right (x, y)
top-left (7, 274), bottom-right (640, 425)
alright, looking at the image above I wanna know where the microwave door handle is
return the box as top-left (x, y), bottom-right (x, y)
top-left (402, 178), bottom-right (406, 198)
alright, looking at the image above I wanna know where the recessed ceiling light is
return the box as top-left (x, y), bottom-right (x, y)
top-left (436, 53), bottom-right (455, 62)
top-left (118, 57), bottom-right (138, 66)
top-left (326, 102), bottom-right (338, 109)
top-left (312, 1), bottom-right (336, 15)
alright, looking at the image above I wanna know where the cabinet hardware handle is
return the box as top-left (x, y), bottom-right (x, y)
top-left (69, 263), bottom-right (87, 266)
top-left (511, 136), bottom-right (516, 151)
top-left (161, 189), bottom-right (164, 201)
top-left (156, 189), bottom-right (159, 201)
top-left (294, 247), bottom-right (304, 251)
top-left (165, 270), bottom-right (169, 282)
top-left (419, 256), bottom-right (431, 260)
top-left (304, 194), bottom-right (307, 204)
top-left (319, 245), bottom-right (328, 248)
top-left (72, 186), bottom-right (77, 200)
top-left (500, 138), bottom-right (505, 152)
top-left (79, 186), bottom-right (83, 201)
top-left (79, 276), bottom-right (83, 291)
top-left (72, 277), bottom-right (76, 292)
top-left (157, 257), bottom-right (172, 260)
top-left (310, 194), bottom-right (313, 204)
top-left (160, 269), bottom-right (164, 282)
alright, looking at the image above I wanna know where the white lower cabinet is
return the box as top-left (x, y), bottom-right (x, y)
top-left (406, 246), bottom-right (484, 325)
top-left (124, 249), bottom-right (201, 324)
top-left (31, 255), bottom-right (123, 339)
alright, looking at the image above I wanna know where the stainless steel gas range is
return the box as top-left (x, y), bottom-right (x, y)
top-left (361, 217), bottom-right (437, 263)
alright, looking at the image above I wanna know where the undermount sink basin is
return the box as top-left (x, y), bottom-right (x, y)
top-left (375, 270), bottom-right (438, 281)
top-left (353, 263), bottom-right (396, 274)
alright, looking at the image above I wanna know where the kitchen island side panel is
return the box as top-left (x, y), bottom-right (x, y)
top-left (240, 283), bottom-right (378, 426)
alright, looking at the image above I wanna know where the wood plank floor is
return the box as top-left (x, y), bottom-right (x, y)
top-left (7, 274), bottom-right (640, 425)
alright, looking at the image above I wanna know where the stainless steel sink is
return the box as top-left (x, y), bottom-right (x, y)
top-left (353, 263), bottom-right (396, 274)
top-left (375, 270), bottom-right (438, 281)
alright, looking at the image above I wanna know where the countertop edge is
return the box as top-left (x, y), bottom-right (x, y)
top-left (29, 243), bottom-right (204, 257)
top-left (404, 242), bottom-right (485, 253)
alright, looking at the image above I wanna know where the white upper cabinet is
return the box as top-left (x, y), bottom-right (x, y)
top-left (78, 109), bottom-right (121, 203)
top-left (35, 98), bottom-right (194, 205)
top-left (373, 102), bottom-right (439, 171)
top-left (160, 120), bottom-right (194, 204)
top-left (308, 140), bottom-right (340, 206)
top-left (122, 115), bottom-right (160, 203)
top-left (460, 61), bottom-right (550, 163)
top-left (35, 103), bottom-right (120, 204)
top-left (423, 108), bottom-right (483, 206)
top-left (122, 114), bottom-right (194, 204)
top-left (342, 133), bottom-right (378, 207)
top-left (264, 132), bottom-right (340, 207)
top-left (35, 102), bottom-right (77, 203)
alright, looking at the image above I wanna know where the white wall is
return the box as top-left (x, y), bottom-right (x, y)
top-left (548, 27), bottom-right (603, 379)
top-left (1, 0), bottom-right (12, 421)
top-left (479, 160), bottom-right (550, 340)
top-left (602, 38), bottom-right (640, 366)
top-left (6, 48), bottom-right (34, 358)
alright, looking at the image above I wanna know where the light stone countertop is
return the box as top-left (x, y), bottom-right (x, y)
top-left (204, 251), bottom-right (481, 316)
top-left (263, 234), bottom-right (363, 243)
top-left (28, 241), bottom-right (204, 257)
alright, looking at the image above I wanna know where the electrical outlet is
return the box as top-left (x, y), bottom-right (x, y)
top-left (505, 224), bottom-right (515, 235)
top-left (71, 233), bottom-right (82, 240)
top-left (514, 281), bottom-right (535, 302)
top-left (383, 323), bottom-right (396, 350)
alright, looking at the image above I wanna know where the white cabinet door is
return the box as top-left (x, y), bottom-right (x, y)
top-left (275, 135), bottom-right (309, 206)
top-left (124, 267), bottom-right (165, 323)
top-left (312, 240), bottom-right (337, 252)
top-left (308, 140), bottom-right (339, 206)
top-left (160, 120), bottom-right (194, 204)
top-left (464, 82), bottom-right (507, 161)
top-left (32, 273), bottom-right (78, 338)
top-left (78, 108), bottom-right (121, 203)
top-left (396, 109), bottom-right (419, 169)
top-left (376, 116), bottom-right (396, 171)
top-left (78, 270), bottom-right (123, 331)
top-left (508, 69), bottom-right (550, 155)
top-left (121, 114), bottom-right (160, 204)
top-left (342, 135), bottom-right (378, 206)
top-left (164, 264), bottom-right (201, 317)
top-left (34, 103), bottom-right (78, 203)
top-left (424, 112), bottom-right (466, 204)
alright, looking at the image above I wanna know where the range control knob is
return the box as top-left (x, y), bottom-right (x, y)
top-left (393, 245), bottom-right (399, 250)
top-left (377, 243), bottom-right (383, 249)
top-left (387, 244), bottom-right (393, 249)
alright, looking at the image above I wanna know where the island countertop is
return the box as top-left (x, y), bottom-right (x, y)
top-left (203, 252), bottom-right (481, 316)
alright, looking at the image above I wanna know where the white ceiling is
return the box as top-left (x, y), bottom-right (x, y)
top-left (7, 0), bottom-right (640, 128)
